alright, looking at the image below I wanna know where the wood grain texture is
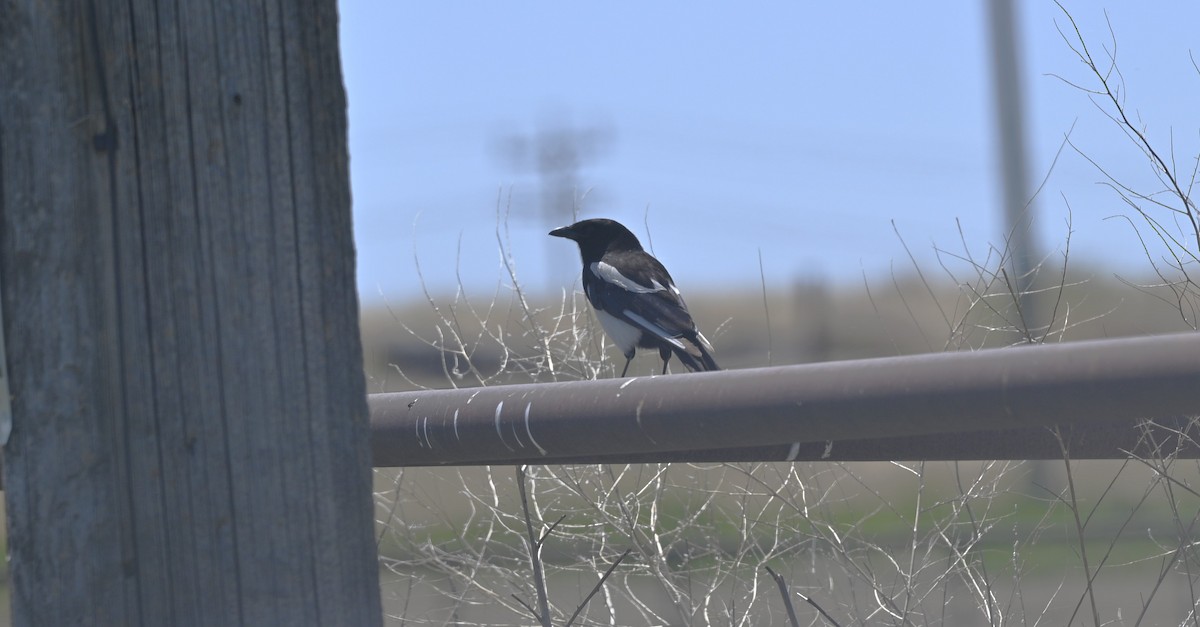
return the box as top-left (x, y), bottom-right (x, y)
top-left (0, 1), bottom-right (382, 625)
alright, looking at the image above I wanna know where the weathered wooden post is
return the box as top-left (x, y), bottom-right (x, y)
top-left (0, 1), bottom-right (382, 625)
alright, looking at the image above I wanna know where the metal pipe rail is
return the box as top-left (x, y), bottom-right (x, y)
top-left (371, 333), bottom-right (1200, 466)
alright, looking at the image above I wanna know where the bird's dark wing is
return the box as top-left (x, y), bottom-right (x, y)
top-left (583, 251), bottom-right (714, 357)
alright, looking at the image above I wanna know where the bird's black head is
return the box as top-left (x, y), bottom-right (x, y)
top-left (549, 218), bottom-right (644, 261)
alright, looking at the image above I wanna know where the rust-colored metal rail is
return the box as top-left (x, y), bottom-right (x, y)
top-left (371, 333), bottom-right (1200, 466)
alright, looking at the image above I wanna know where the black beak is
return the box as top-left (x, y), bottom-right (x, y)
top-left (549, 225), bottom-right (576, 239)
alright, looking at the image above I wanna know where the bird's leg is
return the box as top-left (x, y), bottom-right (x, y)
top-left (620, 354), bottom-right (634, 378)
top-left (659, 347), bottom-right (672, 375)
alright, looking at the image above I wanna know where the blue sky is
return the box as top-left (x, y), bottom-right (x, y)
top-left (340, 2), bottom-right (1200, 305)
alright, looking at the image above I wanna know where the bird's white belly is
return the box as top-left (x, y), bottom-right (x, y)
top-left (594, 308), bottom-right (642, 355)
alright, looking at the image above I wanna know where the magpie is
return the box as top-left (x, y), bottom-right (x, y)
top-left (550, 218), bottom-right (719, 377)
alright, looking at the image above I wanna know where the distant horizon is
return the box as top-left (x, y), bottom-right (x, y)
top-left (357, 254), bottom-right (1164, 310)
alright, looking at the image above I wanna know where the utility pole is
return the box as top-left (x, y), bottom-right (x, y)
top-left (0, 2), bottom-right (382, 624)
top-left (987, 0), bottom-right (1043, 334)
top-left (495, 117), bottom-right (614, 290)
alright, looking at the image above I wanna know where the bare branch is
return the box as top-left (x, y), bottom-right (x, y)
top-left (565, 548), bottom-right (633, 627)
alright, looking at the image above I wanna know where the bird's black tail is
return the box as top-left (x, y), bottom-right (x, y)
top-left (673, 334), bottom-right (719, 373)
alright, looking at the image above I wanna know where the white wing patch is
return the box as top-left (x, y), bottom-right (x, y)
top-left (590, 262), bottom-right (671, 294)
top-left (624, 310), bottom-right (686, 350)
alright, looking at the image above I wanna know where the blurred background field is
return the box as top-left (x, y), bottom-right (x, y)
top-left (364, 264), bottom-right (1200, 624)
top-left (361, 268), bottom-right (1194, 393)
